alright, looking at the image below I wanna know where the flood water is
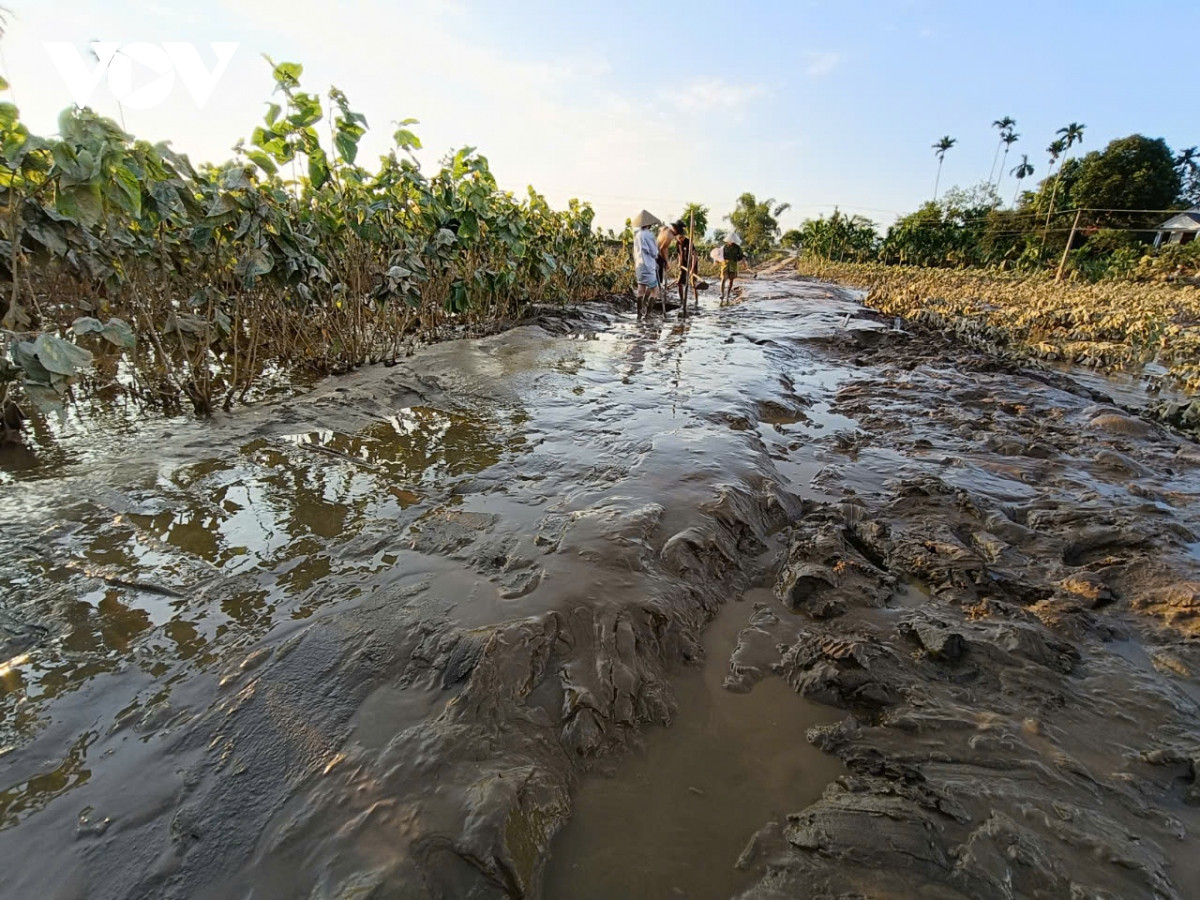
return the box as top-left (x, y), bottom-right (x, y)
top-left (4, 274), bottom-right (1200, 899)
top-left (543, 588), bottom-right (844, 900)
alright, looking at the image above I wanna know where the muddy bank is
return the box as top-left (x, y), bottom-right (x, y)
top-left (2, 274), bottom-right (1200, 898)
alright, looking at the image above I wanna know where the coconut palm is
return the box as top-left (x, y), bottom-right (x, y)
top-left (1044, 123), bottom-right (1086, 235)
top-left (932, 135), bottom-right (956, 201)
top-left (988, 116), bottom-right (1016, 184)
top-left (994, 130), bottom-right (1020, 195)
top-left (1011, 154), bottom-right (1034, 206)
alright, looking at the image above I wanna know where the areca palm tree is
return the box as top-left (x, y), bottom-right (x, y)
top-left (932, 135), bottom-right (956, 201)
top-left (1175, 146), bottom-right (1199, 203)
top-left (988, 116), bottom-right (1016, 184)
top-left (994, 130), bottom-right (1020, 195)
top-left (1011, 154), bottom-right (1034, 206)
top-left (1044, 123), bottom-right (1086, 235)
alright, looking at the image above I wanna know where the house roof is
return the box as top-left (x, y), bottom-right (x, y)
top-left (1159, 208), bottom-right (1200, 231)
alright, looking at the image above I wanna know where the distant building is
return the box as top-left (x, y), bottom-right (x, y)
top-left (1154, 207), bottom-right (1200, 247)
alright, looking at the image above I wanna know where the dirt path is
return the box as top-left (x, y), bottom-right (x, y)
top-left (2, 274), bottom-right (1200, 898)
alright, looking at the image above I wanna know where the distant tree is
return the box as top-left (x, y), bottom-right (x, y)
top-left (727, 193), bottom-right (791, 254)
top-left (1043, 138), bottom-right (1067, 196)
top-left (1068, 134), bottom-right (1181, 227)
top-left (932, 136), bottom-right (956, 201)
top-left (988, 117), bottom-right (1016, 185)
top-left (1043, 122), bottom-right (1085, 234)
top-left (1010, 154), bottom-right (1035, 205)
top-left (1175, 146), bottom-right (1200, 205)
top-left (712, 227), bottom-right (728, 243)
top-left (781, 228), bottom-right (804, 249)
top-left (679, 202), bottom-right (709, 238)
top-left (882, 183), bottom-right (1001, 267)
top-left (795, 209), bottom-right (878, 261)
top-left (994, 130), bottom-right (1020, 196)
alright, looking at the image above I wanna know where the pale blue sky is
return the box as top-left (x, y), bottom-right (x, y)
top-left (2, 0), bottom-right (1196, 231)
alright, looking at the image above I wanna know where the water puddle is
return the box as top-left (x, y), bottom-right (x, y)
top-left (543, 589), bottom-right (843, 899)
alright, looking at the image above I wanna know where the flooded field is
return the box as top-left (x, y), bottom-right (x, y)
top-left (3, 274), bottom-right (1200, 899)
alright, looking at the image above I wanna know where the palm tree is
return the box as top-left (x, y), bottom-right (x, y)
top-left (932, 135), bottom-right (956, 201)
top-left (988, 116), bottom-right (1016, 185)
top-left (1011, 154), bottom-right (1034, 206)
top-left (1044, 123), bottom-right (1086, 235)
top-left (994, 130), bottom-right (1020, 195)
top-left (1175, 147), bottom-right (1199, 203)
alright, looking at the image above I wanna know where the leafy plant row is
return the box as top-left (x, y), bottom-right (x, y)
top-left (0, 59), bottom-right (630, 436)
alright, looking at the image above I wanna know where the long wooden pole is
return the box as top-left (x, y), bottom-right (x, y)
top-left (684, 209), bottom-right (695, 317)
top-left (1055, 208), bottom-right (1082, 283)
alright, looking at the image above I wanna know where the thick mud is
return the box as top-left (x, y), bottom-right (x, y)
top-left (3, 275), bottom-right (1200, 899)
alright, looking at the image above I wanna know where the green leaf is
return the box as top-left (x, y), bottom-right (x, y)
top-left (246, 150), bottom-right (277, 175)
top-left (334, 130), bottom-right (358, 165)
top-left (307, 151), bottom-right (330, 190)
top-left (393, 128), bottom-right (421, 151)
top-left (113, 164), bottom-right (143, 218)
top-left (272, 61), bottom-right (303, 87)
top-left (221, 166), bottom-right (252, 191)
top-left (265, 102), bottom-right (281, 126)
top-left (206, 192), bottom-right (238, 217)
top-left (0, 101), bottom-right (19, 129)
top-left (149, 180), bottom-right (185, 219)
top-left (0, 76), bottom-right (9, 92)
top-left (56, 182), bottom-right (103, 228)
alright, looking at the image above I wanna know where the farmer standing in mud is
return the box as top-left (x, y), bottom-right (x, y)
top-left (656, 220), bottom-right (678, 290)
top-left (632, 209), bottom-right (663, 318)
top-left (671, 220), bottom-right (699, 315)
top-left (719, 233), bottom-right (746, 301)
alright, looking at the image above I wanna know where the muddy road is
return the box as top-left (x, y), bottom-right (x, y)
top-left (3, 273), bottom-right (1200, 899)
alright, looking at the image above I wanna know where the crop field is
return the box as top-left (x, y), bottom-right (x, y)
top-left (796, 257), bottom-right (1200, 391)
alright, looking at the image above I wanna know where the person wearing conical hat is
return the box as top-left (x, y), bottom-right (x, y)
top-left (719, 232), bottom-right (746, 302)
top-left (631, 209), bottom-right (663, 318)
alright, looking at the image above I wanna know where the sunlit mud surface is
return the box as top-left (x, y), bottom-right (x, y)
top-left (3, 275), bottom-right (1200, 899)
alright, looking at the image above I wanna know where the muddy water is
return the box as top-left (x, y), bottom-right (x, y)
top-left (543, 587), bottom-right (844, 899)
top-left (4, 274), bottom-right (1200, 899)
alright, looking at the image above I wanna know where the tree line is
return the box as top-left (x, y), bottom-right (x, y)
top-left (789, 126), bottom-right (1199, 280)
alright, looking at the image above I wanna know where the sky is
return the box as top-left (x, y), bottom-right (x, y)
top-left (1, 0), bottom-right (1197, 233)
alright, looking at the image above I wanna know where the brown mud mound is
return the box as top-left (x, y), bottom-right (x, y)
top-left (2, 274), bottom-right (1200, 899)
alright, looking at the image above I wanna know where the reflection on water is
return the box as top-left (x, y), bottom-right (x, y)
top-left (0, 729), bottom-right (95, 829)
top-left (0, 403), bottom-right (526, 819)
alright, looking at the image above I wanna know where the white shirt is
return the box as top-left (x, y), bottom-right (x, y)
top-left (634, 227), bottom-right (659, 285)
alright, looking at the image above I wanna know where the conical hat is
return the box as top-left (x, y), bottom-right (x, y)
top-left (727, 232), bottom-right (742, 245)
top-left (631, 209), bottom-right (662, 228)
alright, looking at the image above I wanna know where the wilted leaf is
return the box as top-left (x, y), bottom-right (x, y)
top-left (11, 340), bottom-right (51, 385)
top-left (72, 316), bottom-right (105, 335)
top-left (100, 317), bottom-right (136, 349)
top-left (31, 333), bottom-right (93, 377)
top-left (56, 182), bottom-right (103, 228)
top-left (237, 247), bottom-right (274, 284)
top-left (22, 382), bottom-right (66, 415)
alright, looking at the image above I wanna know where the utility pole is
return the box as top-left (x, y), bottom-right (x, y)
top-left (1055, 209), bottom-right (1082, 283)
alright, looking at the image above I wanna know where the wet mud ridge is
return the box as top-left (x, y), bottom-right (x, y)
top-left (3, 275), bottom-right (1200, 898)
